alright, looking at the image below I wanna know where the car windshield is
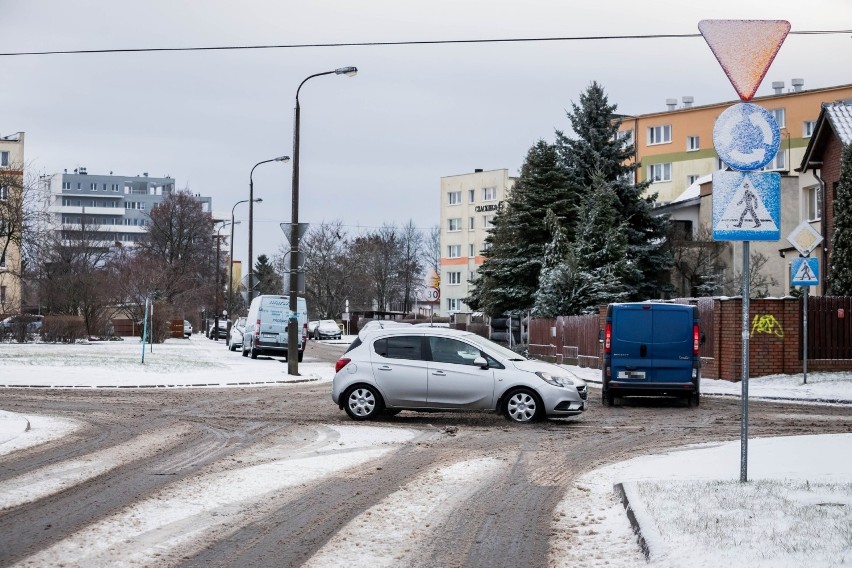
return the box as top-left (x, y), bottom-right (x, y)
top-left (463, 333), bottom-right (527, 361)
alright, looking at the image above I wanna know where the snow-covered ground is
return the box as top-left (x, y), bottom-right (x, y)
top-left (1, 337), bottom-right (851, 567)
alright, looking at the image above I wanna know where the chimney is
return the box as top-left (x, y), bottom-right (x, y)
top-left (791, 78), bottom-right (804, 92)
top-left (681, 96), bottom-right (694, 109)
top-left (666, 98), bottom-right (677, 111)
top-left (772, 81), bottom-right (785, 95)
top-left (474, 168), bottom-right (483, 173)
top-left (79, 166), bottom-right (87, 175)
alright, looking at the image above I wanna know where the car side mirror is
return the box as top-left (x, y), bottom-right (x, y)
top-left (473, 356), bottom-right (489, 369)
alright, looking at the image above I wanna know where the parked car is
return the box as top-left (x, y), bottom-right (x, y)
top-left (227, 317), bottom-right (246, 351)
top-left (207, 319), bottom-right (229, 339)
top-left (332, 327), bottom-right (587, 423)
top-left (308, 320), bottom-right (320, 339)
top-left (413, 322), bottom-right (450, 328)
top-left (183, 320), bottom-right (193, 338)
top-left (601, 302), bottom-right (703, 407)
top-left (0, 314), bottom-right (44, 334)
top-left (316, 319), bottom-right (342, 340)
top-left (358, 320), bottom-right (412, 333)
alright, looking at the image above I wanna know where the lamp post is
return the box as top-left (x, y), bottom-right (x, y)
top-left (249, 156), bottom-right (289, 305)
top-left (214, 220), bottom-right (231, 342)
top-left (288, 66), bottom-right (357, 376)
top-left (230, 198), bottom-right (260, 313)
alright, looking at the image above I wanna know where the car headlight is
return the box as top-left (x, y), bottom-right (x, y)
top-left (535, 372), bottom-right (576, 388)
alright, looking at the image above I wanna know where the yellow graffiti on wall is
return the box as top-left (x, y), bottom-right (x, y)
top-left (750, 314), bottom-right (784, 338)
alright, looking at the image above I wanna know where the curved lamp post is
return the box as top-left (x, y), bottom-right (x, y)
top-left (214, 220), bottom-right (231, 341)
top-left (249, 156), bottom-right (290, 305)
top-left (229, 198), bottom-right (261, 313)
top-left (288, 66), bottom-right (357, 376)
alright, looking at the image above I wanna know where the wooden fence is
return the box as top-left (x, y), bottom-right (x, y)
top-left (807, 296), bottom-right (852, 359)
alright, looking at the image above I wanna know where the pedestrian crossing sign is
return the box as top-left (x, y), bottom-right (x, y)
top-left (712, 170), bottom-right (781, 241)
top-left (791, 257), bottom-right (819, 286)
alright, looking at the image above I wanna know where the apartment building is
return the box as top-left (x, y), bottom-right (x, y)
top-left (0, 132), bottom-right (25, 314)
top-left (40, 169), bottom-right (212, 246)
top-left (619, 81), bottom-right (852, 205)
top-left (439, 168), bottom-right (515, 316)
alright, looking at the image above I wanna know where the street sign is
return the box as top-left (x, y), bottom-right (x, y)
top-left (699, 20), bottom-right (790, 101)
top-left (712, 171), bottom-right (781, 241)
top-left (787, 221), bottom-right (824, 256)
top-left (713, 103), bottom-right (780, 171)
top-left (279, 223), bottom-right (310, 243)
top-left (791, 258), bottom-right (819, 286)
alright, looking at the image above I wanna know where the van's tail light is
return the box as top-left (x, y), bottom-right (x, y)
top-left (254, 319), bottom-right (260, 338)
top-left (693, 324), bottom-right (700, 355)
top-left (302, 322), bottom-right (307, 340)
top-left (604, 323), bottom-right (612, 353)
top-left (335, 357), bottom-right (351, 373)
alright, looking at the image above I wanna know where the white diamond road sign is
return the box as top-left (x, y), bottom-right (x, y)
top-left (786, 221), bottom-right (823, 256)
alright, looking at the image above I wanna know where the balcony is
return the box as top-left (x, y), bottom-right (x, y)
top-left (50, 205), bottom-right (126, 216)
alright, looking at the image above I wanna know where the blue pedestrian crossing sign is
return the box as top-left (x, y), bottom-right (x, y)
top-left (791, 258), bottom-right (819, 286)
top-left (712, 171), bottom-right (781, 241)
top-left (713, 103), bottom-right (781, 171)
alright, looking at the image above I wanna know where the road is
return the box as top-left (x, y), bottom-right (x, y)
top-left (1, 341), bottom-right (851, 567)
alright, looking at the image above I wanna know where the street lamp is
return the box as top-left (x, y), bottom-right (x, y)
top-left (288, 66), bottom-right (358, 376)
top-left (229, 198), bottom-right (260, 313)
top-left (249, 156), bottom-right (289, 305)
top-left (214, 220), bottom-right (231, 341)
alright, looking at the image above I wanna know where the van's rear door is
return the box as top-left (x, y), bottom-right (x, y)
top-left (610, 304), bottom-right (655, 381)
top-left (651, 305), bottom-right (694, 383)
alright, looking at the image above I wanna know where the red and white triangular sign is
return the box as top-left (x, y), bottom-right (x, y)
top-left (699, 20), bottom-right (790, 101)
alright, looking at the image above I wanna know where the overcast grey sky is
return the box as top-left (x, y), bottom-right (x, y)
top-left (2, 0), bottom-right (850, 262)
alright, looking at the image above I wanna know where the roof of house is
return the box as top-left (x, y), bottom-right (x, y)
top-left (799, 100), bottom-right (852, 172)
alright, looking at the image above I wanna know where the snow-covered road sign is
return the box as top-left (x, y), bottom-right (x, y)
top-left (712, 171), bottom-right (780, 241)
top-left (713, 103), bottom-right (781, 171)
top-left (786, 221), bottom-right (823, 256)
top-left (791, 257), bottom-right (819, 286)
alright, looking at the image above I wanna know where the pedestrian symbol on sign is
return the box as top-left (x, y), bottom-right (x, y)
top-left (734, 182), bottom-right (761, 228)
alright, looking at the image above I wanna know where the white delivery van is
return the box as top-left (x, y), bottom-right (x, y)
top-left (242, 295), bottom-right (308, 361)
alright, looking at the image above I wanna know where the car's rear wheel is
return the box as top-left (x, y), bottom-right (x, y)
top-left (504, 388), bottom-right (543, 423)
top-left (344, 385), bottom-right (383, 420)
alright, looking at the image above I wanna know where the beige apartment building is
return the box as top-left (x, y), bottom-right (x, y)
top-left (439, 168), bottom-right (515, 316)
top-left (0, 132), bottom-right (25, 315)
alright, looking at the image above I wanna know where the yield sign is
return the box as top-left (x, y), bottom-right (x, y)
top-left (699, 20), bottom-right (790, 101)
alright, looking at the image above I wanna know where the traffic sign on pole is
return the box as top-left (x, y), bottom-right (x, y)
top-left (787, 221), bottom-right (824, 257)
top-left (712, 171), bottom-right (781, 241)
top-left (713, 103), bottom-right (781, 171)
top-left (791, 258), bottom-right (819, 286)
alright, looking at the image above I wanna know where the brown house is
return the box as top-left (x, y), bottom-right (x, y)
top-left (798, 101), bottom-right (852, 291)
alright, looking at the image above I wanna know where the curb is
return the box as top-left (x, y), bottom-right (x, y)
top-left (613, 482), bottom-right (650, 561)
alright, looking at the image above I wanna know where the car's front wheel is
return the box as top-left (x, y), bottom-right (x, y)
top-left (344, 385), bottom-right (383, 420)
top-left (504, 388), bottom-right (543, 423)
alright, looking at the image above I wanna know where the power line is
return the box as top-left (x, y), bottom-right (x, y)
top-left (0, 29), bottom-right (848, 57)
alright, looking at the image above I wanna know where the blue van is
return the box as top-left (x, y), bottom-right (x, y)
top-left (601, 302), bottom-right (702, 407)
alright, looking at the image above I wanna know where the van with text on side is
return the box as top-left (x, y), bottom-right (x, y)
top-left (601, 302), bottom-right (703, 407)
top-left (242, 295), bottom-right (308, 361)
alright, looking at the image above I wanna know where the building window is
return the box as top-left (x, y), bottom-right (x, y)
top-left (0, 252), bottom-right (5, 268)
top-left (687, 136), bottom-right (700, 151)
top-left (468, 217), bottom-right (475, 230)
top-left (448, 191), bottom-right (461, 205)
top-left (618, 129), bottom-right (634, 146)
top-left (469, 271), bottom-right (476, 282)
top-left (112, 184), bottom-right (120, 192)
top-left (647, 163), bottom-right (672, 182)
top-left (447, 244), bottom-right (461, 258)
top-left (448, 271), bottom-right (462, 285)
top-left (804, 185), bottom-right (821, 221)
top-left (0, 151), bottom-right (8, 167)
top-left (90, 183), bottom-right (97, 190)
top-left (0, 186), bottom-right (7, 201)
top-left (62, 181), bottom-right (71, 190)
top-left (482, 215), bottom-right (495, 227)
top-left (102, 183), bottom-right (107, 191)
top-left (0, 286), bottom-right (5, 302)
top-left (687, 174), bottom-right (700, 186)
top-left (803, 121), bottom-right (817, 138)
top-left (468, 244), bottom-right (475, 258)
top-left (482, 241), bottom-right (492, 251)
top-left (482, 187), bottom-right (497, 201)
top-left (468, 189), bottom-right (475, 203)
top-left (760, 151), bottom-right (786, 172)
top-left (647, 125), bottom-right (672, 145)
top-left (448, 218), bottom-right (461, 231)
top-left (77, 183), bottom-right (82, 190)
top-left (769, 108), bottom-right (786, 128)
top-left (447, 298), bottom-right (461, 312)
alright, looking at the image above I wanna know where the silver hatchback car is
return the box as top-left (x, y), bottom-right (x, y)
top-left (332, 327), bottom-right (588, 423)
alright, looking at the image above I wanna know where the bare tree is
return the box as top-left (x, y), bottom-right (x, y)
top-left (398, 220), bottom-right (423, 314)
top-left (422, 224), bottom-right (441, 287)
top-left (668, 224), bottom-right (730, 297)
top-left (289, 220), bottom-right (350, 318)
top-left (350, 225), bottom-right (403, 312)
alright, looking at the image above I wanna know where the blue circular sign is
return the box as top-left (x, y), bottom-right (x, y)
top-left (713, 103), bottom-right (781, 171)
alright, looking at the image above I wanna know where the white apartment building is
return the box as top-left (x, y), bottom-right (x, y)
top-left (439, 168), bottom-right (515, 316)
top-left (40, 168), bottom-right (212, 246)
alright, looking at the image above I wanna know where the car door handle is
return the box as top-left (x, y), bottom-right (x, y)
top-left (378, 365), bottom-right (392, 371)
top-left (431, 371), bottom-right (447, 376)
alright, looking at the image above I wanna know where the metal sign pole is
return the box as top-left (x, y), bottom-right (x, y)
top-left (803, 285), bottom-right (808, 385)
top-left (741, 241), bottom-right (750, 483)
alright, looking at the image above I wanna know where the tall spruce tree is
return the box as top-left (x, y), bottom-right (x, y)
top-left (830, 143), bottom-right (852, 294)
top-left (466, 140), bottom-right (574, 315)
top-left (556, 81), bottom-right (672, 300)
